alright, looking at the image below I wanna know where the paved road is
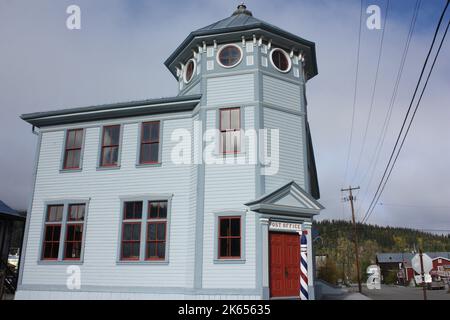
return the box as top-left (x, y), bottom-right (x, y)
top-left (359, 284), bottom-right (450, 300)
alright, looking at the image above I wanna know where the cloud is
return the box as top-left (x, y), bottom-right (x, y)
top-left (0, 0), bottom-right (448, 232)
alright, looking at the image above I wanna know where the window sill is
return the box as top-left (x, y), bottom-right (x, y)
top-left (213, 152), bottom-right (247, 158)
top-left (38, 260), bottom-right (84, 265)
top-left (96, 165), bottom-right (121, 171)
top-left (60, 168), bottom-right (82, 173)
top-left (116, 260), bottom-right (169, 265)
top-left (135, 163), bottom-right (162, 168)
top-left (214, 259), bottom-right (246, 264)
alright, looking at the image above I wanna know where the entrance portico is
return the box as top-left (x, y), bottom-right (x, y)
top-left (246, 181), bottom-right (323, 300)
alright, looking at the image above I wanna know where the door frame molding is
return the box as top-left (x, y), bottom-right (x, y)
top-left (268, 230), bottom-right (301, 298)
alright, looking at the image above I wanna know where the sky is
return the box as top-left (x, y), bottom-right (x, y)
top-left (0, 0), bottom-right (449, 232)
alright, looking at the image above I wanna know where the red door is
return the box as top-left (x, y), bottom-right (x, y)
top-left (269, 232), bottom-right (300, 297)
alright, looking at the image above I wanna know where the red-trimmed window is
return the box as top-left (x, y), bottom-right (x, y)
top-left (63, 204), bottom-right (85, 260)
top-left (42, 205), bottom-right (64, 260)
top-left (100, 125), bottom-right (120, 167)
top-left (218, 216), bottom-right (241, 259)
top-left (140, 121), bottom-right (160, 164)
top-left (63, 129), bottom-right (83, 169)
top-left (271, 48), bottom-right (291, 72)
top-left (146, 201), bottom-right (168, 260)
top-left (121, 201), bottom-right (143, 260)
top-left (219, 108), bottom-right (241, 154)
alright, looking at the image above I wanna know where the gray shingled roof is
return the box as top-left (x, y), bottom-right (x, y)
top-left (196, 6), bottom-right (277, 33)
top-left (376, 253), bottom-right (414, 263)
top-left (21, 94), bottom-right (202, 127)
top-left (165, 4), bottom-right (318, 80)
top-left (0, 200), bottom-right (26, 220)
top-left (428, 252), bottom-right (450, 259)
top-left (377, 252), bottom-right (450, 263)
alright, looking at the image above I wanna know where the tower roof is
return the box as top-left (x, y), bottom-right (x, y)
top-left (165, 4), bottom-right (318, 80)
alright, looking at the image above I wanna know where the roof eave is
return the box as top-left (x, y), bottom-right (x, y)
top-left (247, 203), bottom-right (319, 218)
top-left (165, 24), bottom-right (318, 80)
top-left (21, 94), bottom-right (202, 128)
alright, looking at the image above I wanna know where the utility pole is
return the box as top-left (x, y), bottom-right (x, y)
top-left (341, 186), bottom-right (362, 293)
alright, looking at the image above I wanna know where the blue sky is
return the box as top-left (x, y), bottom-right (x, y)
top-left (0, 0), bottom-right (449, 232)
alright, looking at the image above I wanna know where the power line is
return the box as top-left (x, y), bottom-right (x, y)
top-left (343, 0), bottom-right (364, 186)
top-left (355, 0), bottom-right (422, 219)
top-left (351, 0), bottom-right (391, 184)
top-left (362, 1), bottom-right (449, 221)
top-left (363, 20), bottom-right (449, 223)
top-left (379, 202), bottom-right (450, 210)
top-left (359, 0), bottom-right (421, 188)
top-left (363, 19), bottom-right (449, 223)
top-left (362, 4), bottom-right (450, 223)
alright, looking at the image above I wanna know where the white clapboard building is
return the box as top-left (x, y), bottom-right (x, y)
top-left (17, 4), bottom-right (323, 300)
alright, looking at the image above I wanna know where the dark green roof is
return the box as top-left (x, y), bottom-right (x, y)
top-left (21, 94), bottom-right (202, 127)
top-left (164, 4), bottom-right (318, 80)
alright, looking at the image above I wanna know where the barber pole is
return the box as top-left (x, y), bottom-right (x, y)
top-left (300, 232), bottom-right (308, 300)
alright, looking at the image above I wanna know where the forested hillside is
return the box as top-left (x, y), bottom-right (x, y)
top-left (313, 220), bottom-right (450, 284)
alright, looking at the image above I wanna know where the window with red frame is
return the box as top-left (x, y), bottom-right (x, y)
top-left (100, 125), bottom-right (120, 167)
top-left (63, 129), bottom-right (83, 169)
top-left (140, 122), bottom-right (160, 164)
top-left (220, 108), bottom-right (241, 154)
top-left (146, 201), bottom-right (168, 260)
top-left (63, 204), bottom-right (85, 260)
top-left (218, 217), bottom-right (241, 259)
top-left (42, 205), bottom-right (64, 260)
top-left (121, 201), bottom-right (143, 260)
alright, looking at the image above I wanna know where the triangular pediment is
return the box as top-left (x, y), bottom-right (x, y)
top-left (245, 181), bottom-right (324, 217)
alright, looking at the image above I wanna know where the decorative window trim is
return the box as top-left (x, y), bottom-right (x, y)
top-left (183, 58), bottom-right (197, 84)
top-left (269, 48), bottom-right (292, 73)
top-left (63, 204), bottom-right (86, 261)
top-left (216, 44), bottom-right (243, 69)
top-left (136, 121), bottom-right (163, 167)
top-left (213, 211), bottom-right (246, 264)
top-left (116, 195), bottom-right (173, 264)
top-left (215, 106), bottom-right (246, 158)
top-left (217, 107), bottom-right (243, 157)
top-left (97, 124), bottom-right (123, 170)
top-left (38, 199), bottom-right (90, 264)
top-left (60, 128), bottom-right (86, 173)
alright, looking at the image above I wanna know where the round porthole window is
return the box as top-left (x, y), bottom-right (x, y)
top-left (270, 48), bottom-right (292, 73)
top-left (183, 59), bottom-right (196, 84)
top-left (217, 44), bottom-right (243, 68)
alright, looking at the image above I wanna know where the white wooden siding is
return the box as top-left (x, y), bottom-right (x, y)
top-left (263, 75), bottom-right (301, 112)
top-left (207, 74), bottom-right (254, 106)
top-left (183, 82), bottom-right (201, 96)
top-left (22, 117), bottom-right (197, 289)
top-left (15, 290), bottom-right (260, 300)
top-left (263, 107), bottom-right (305, 192)
top-left (201, 108), bottom-right (256, 289)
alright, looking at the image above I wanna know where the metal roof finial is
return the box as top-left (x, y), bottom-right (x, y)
top-left (232, 2), bottom-right (253, 16)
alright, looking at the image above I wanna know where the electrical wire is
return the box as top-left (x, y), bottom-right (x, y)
top-left (343, 0), bottom-right (364, 186)
top-left (351, 0), bottom-right (391, 184)
top-left (355, 0), bottom-right (422, 219)
top-left (362, 10), bottom-right (450, 223)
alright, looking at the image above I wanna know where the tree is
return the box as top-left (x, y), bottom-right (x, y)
top-left (317, 256), bottom-right (338, 285)
top-left (393, 235), bottom-right (408, 252)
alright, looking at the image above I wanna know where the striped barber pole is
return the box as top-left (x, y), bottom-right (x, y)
top-left (300, 232), bottom-right (308, 300)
